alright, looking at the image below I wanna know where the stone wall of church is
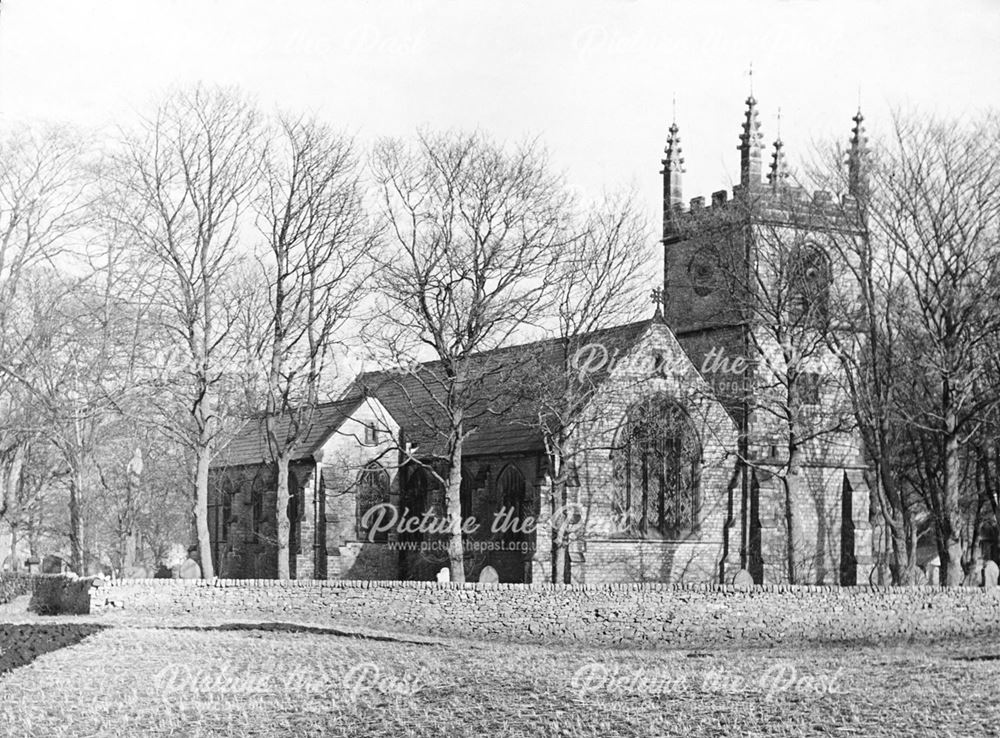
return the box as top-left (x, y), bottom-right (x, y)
top-left (208, 461), bottom-right (317, 580)
top-left (562, 323), bottom-right (741, 585)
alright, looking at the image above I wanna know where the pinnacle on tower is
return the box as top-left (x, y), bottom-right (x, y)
top-left (662, 112), bottom-right (686, 239)
top-left (662, 120), bottom-right (685, 207)
top-left (738, 95), bottom-right (765, 190)
top-left (848, 107), bottom-right (868, 197)
top-left (767, 109), bottom-right (789, 190)
top-left (767, 137), bottom-right (789, 190)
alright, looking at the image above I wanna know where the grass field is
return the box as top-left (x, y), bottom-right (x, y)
top-left (1, 617), bottom-right (998, 737)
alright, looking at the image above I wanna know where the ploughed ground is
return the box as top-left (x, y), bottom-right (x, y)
top-left (0, 612), bottom-right (996, 737)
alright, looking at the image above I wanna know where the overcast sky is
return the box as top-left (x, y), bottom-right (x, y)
top-left (1, 0), bottom-right (997, 230)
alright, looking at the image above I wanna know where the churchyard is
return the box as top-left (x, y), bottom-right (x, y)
top-left (3, 576), bottom-right (1000, 736)
top-left (1, 613), bottom-right (998, 737)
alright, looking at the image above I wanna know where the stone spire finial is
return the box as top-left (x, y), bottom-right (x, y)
top-left (662, 106), bottom-right (685, 238)
top-left (767, 108), bottom-right (789, 190)
top-left (848, 107), bottom-right (868, 197)
top-left (662, 119), bottom-right (684, 205)
top-left (738, 92), bottom-right (764, 190)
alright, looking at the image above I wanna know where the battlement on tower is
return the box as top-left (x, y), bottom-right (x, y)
top-left (664, 184), bottom-right (864, 239)
top-left (660, 97), bottom-right (868, 241)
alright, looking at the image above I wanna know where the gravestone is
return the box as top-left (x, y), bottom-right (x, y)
top-left (925, 557), bottom-right (940, 586)
top-left (731, 569), bottom-right (754, 590)
top-left (436, 567), bottom-right (450, 583)
top-left (982, 561), bottom-right (999, 588)
top-left (478, 565), bottom-right (499, 584)
top-left (179, 556), bottom-right (201, 580)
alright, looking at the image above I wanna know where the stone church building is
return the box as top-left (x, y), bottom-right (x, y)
top-left (210, 96), bottom-right (874, 586)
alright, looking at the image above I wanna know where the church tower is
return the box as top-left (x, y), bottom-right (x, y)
top-left (659, 97), bottom-right (873, 586)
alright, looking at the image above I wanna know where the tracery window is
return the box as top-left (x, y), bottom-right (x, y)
top-left (611, 396), bottom-right (701, 538)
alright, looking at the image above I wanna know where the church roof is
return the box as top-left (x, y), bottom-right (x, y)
top-left (352, 320), bottom-right (656, 458)
top-left (212, 397), bottom-right (364, 469)
top-left (213, 318), bottom-right (747, 469)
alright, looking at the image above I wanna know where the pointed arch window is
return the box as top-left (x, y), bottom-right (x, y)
top-left (611, 396), bottom-right (701, 538)
top-left (357, 462), bottom-right (391, 543)
top-left (788, 243), bottom-right (832, 327)
top-left (209, 477), bottom-right (235, 572)
top-left (495, 465), bottom-right (528, 545)
top-left (250, 474), bottom-right (266, 540)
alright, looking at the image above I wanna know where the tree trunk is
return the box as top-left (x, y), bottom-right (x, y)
top-left (782, 470), bottom-right (802, 585)
top-left (276, 453), bottom-right (292, 580)
top-left (550, 476), bottom-right (568, 584)
top-left (9, 525), bottom-right (18, 572)
top-left (446, 434), bottom-right (466, 583)
top-left (2, 444), bottom-right (25, 568)
top-left (783, 433), bottom-right (806, 584)
top-left (68, 466), bottom-right (85, 574)
top-left (942, 431), bottom-right (964, 587)
top-left (194, 443), bottom-right (215, 580)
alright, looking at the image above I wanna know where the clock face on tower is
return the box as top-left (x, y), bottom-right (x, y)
top-left (688, 252), bottom-right (717, 296)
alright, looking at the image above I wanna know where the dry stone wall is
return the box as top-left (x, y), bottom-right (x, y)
top-left (90, 578), bottom-right (1000, 648)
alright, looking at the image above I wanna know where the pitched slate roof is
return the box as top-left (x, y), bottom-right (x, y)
top-left (212, 397), bottom-right (363, 469)
top-left (352, 320), bottom-right (656, 458)
top-left (213, 318), bottom-right (746, 469)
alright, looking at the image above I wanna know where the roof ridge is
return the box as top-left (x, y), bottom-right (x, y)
top-left (357, 318), bottom-right (654, 381)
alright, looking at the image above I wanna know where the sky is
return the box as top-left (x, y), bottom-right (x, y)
top-left (1, 0), bottom-right (997, 239)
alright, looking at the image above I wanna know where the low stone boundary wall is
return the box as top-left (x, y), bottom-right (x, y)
top-left (0, 573), bottom-right (34, 605)
top-left (0, 573), bottom-right (99, 614)
top-left (90, 579), bottom-right (1000, 647)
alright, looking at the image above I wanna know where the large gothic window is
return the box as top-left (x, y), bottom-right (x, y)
top-left (356, 463), bottom-right (391, 543)
top-left (611, 396), bottom-right (701, 538)
top-left (787, 243), bottom-right (833, 326)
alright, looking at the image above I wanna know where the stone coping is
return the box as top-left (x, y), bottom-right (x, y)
top-left (95, 577), bottom-right (995, 594)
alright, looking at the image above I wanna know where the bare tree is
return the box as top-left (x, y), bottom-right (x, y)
top-left (805, 131), bottom-right (924, 585)
top-left (254, 116), bottom-right (375, 580)
top-left (369, 130), bottom-right (573, 582)
top-left (527, 192), bottom-right (652, 582)
top-left (0, 125), bottom-right (92, 571)
top-left (869, 111), bottom-right (1000, 585)
top-left (107, 85), bottom-right (264, 579)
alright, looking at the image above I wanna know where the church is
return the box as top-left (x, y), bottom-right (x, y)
top-left (209, 96), bottom-right (874, 586)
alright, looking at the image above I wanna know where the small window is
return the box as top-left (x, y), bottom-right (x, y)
top-left (363, 425), bottom-right (379, 445)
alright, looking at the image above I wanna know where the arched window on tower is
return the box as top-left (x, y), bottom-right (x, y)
top-left (787, 243), bottom-right (833, 327)
top-left (356, 462), bottom-right (391, 543)
top-left (611, 396), bottom-right (701, 538)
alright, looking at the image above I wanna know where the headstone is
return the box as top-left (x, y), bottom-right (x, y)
top-left (925, 556), bottom-right (940, 586)
top-left (436, 567), bottom-right (450, 583)
top-left (179, 557), bottom-right (201, 580)
top-left (731, 569), bottom-right (754, 590)
top-left (982, 561), bottom-right (999, 588)
top-left (478, 565), bottom-right (499, 584)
